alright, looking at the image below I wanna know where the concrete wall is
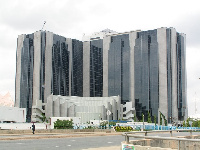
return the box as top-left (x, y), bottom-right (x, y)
top-left (0, 107), bottom-right (26, 123)
top-left (125, 135), bottom-right (200, 150)
top-left (0, 123), bottom-right (47, 130)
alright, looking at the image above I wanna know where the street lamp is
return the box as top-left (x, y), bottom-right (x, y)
top-left (99, 114), bottom-right (100, 128)
top-left (143, 114), bottom-right (144, 131)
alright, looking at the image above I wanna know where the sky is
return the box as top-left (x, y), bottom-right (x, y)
top-left (0, 0), bottom-right (199, 116)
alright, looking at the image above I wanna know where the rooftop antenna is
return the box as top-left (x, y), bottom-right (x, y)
top-left (41, 21), bottom-right (46, 31)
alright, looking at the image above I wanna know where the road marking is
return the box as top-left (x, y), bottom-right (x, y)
top-left (71, 140), bottom-right (76, 142)
top-left (108, 142), bottom-right (113, 143)
top-left (16, 143), bottom-right (23, 144)
top-left (55, 146), bottom-right (59, 148)
top-left (68, 145), bottom-right (71, 146)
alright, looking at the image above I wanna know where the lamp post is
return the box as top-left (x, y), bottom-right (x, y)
top-left (99, 114), bottom-right (100, 128)
top-left (143, 114), bottom-right (144, 131)
top-left (107, 110), bottom-right (111, 129)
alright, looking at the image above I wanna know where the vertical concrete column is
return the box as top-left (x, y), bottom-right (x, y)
top-left (107, 102), bottom-right (112, 120)
top-left (103, 36), bottom-right (111, 97)
top-left (44, 32), bottom-right (53, 103)
top-left (101, 106), bottom-right (106, 120)
top-left (66, 38), bottom-right (72, 96)
top-left (60, 101), bottom-right (68, 117)
top-left (15, 34), bottom-right (25, 107)
top-left (46, 95), bottom-right (53, 119)
top-left (129, 32), bottom-right (137, 109)
top-left (157, 28), bottom-right (168, 121)
top-left (53, 97), bottom-right (60, 117)
top-left (112, 99), bottom-right (117, 120)
top-left (33, 31), bottom-right (41, 106)
top-left (68, 104), bottom-right (75, 117)
top-left (170, 28), bottom-right (178, 123)
top-left (83, 41), bottom-right (90, 96)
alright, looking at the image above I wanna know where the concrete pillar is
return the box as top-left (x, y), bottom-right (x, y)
top-left (46, 95), bottom-right (53, 119)
top-left (129, 31), bottom-right (137, 109)
top-left (53, 97), bottom-right (60, 117)
top-left (170, 28), bottom-right (178, 123)
top-left (83, 41), bottom-right (90, 96)
top-left (33, 31), bottom-right (41, 106)
top-left (44, 31), bottom-right (53, 103)
top-left (60, 101), bottom-right (68, 117)
top-left (157, 28), bottom-right (168, 121)
top-left (103, 36), bottom-right (111, 97)
top-left (15, 34), bottom-right (25, 107)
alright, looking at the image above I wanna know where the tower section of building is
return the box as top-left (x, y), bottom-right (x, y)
top-left (15, 31), bottom-right (83, 122)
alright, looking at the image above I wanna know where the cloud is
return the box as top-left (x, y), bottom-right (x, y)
top-left (173, 13), bottom-right (200, 47)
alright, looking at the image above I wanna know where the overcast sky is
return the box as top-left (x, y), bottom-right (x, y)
top-left (0, 0), bottom-right (199, 116)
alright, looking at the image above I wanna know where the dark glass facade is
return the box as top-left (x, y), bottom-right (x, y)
top-left (52, 34), bottom-right (69, 96)
top-left (177, 33), bottom-right (186, 121)
top-left (90, 40), bottom-right (103, 97)
top-left (134, 30), bottom-right (159, 121)
top-left (108, 34), bottom-right (130, 104)
top-left (71, 39), bottom-right (83, 96)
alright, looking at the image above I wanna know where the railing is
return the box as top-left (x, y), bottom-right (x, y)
top-left (122, 129), bottom-right (200, 150)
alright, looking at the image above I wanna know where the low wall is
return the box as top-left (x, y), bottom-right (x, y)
top-left (0, 123), bottom-right (48, 130)
top-left (122, 135), bottom-right (200, 150)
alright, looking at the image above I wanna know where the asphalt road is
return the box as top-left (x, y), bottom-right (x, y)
top-left (0, 131), bottom-right (200, 150)
top-left (0, 135), bottom-right (123, 150)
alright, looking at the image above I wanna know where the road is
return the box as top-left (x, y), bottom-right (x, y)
top-left (0, 131), bottom-right (199, 150)
top-left (0, 135), bottom-right (123, 150)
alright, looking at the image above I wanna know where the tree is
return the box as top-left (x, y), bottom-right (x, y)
top-left (154, 115), bottom-right (156, 125)
top-left (109, 121), bottom-right (116, 126)
top-left (100, 121), bottom-right (108, 127)
top-left (39, 113), bottom-right (47, 123)
top-left (141, 113), bottom-right (144, 122)
top-left (160, 113), bottom-right (162, 125)
top-left (186, 118), bottom-right (190, 127)
top-left (183, 121), bottom-right (186, 127)
top-left (147, 112), bottom-right (152, 123)
top-left (54, 119), bottom-right (73, 129)
top-left (134, 115), bottom-right (136, 122)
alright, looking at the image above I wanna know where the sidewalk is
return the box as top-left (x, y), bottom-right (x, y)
top-left (0, 132), bottom-right (122, 140)
top-left (82, 146), bottom-right (121, 150)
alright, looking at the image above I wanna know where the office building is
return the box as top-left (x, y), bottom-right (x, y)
top-left (15, 27), bottom-right (187, 123)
